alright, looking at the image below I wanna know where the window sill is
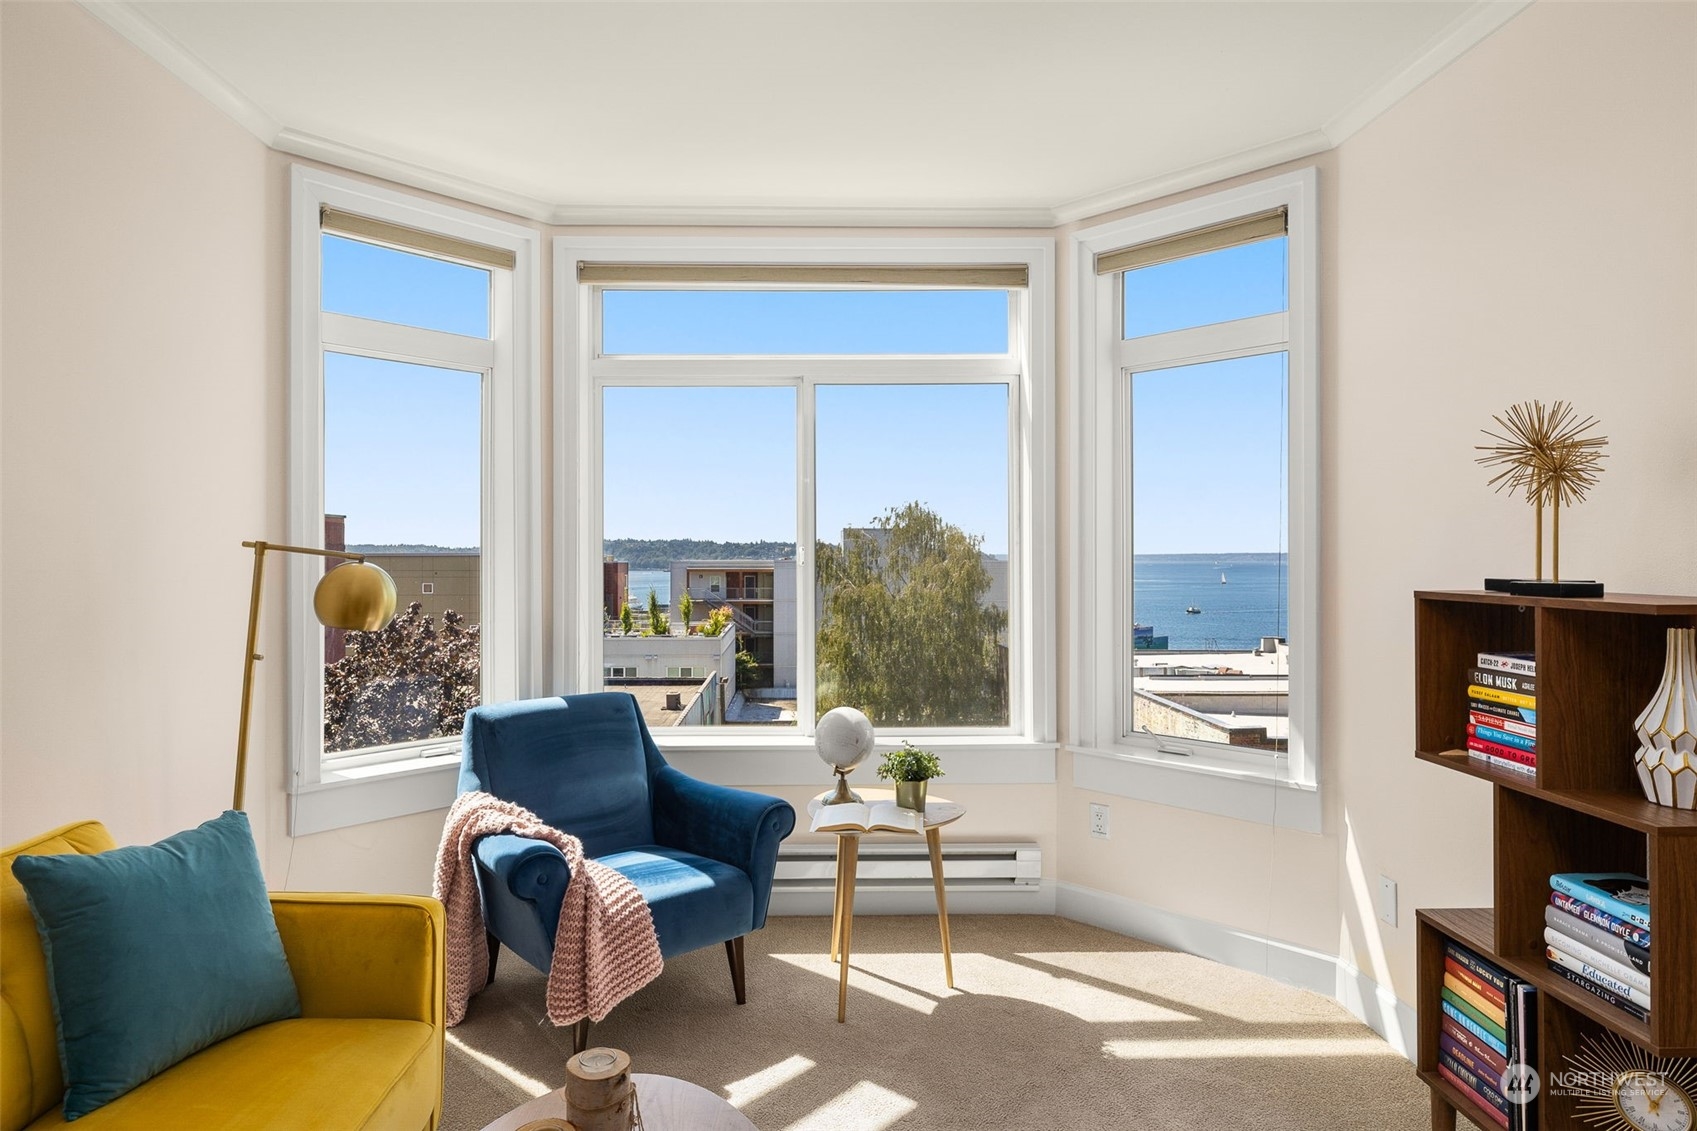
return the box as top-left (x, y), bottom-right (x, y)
top-left (289, 752), bottom-right (461, 837)
top-left (288, 736), bottom-right (1058, 836)
top-left (655, 732), bottom-right (1058, 787)
top-left (1067, 744), bottom-right (1321, 833)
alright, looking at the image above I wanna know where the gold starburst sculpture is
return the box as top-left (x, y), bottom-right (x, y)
top-left (1476, 399), bottom-right (1608, 582)
top-left (1568, 1029), bottom-right (1697, 1130)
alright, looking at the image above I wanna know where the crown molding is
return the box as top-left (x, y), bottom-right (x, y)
top-left (80, 0), bottom-right (1530, 232)
top-left (275, 130), bottom-right (559, 225)
top-left (78, 1), bottom-right (280, 144)
top-left (1323, 0), bottom-right (1533, 145)
top-left (1050, 131), bottom-right (1332, 228)
top-left (283, 129), bottom-right (1053, 227)
top-left (545, 202), bottom-right (1055, 230)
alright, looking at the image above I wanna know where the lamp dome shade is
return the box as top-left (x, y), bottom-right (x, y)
top-left (313, 561), bottom-right (397, 631)
top-left (816, 706), bottom-right (875, 773)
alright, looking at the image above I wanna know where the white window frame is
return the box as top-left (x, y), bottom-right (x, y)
top-left (1069, 168), bottom-right (1321, 832)
top-left (556, 235), bottom-right (1057, 786)
top-left (288, 166), bottom-right (542, 835)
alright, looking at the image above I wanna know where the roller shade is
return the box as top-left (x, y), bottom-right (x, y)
top-left (320, 206), bottom-right (516, 271)
top-left (1095, 208), bottom-right (1286, 275)
top-left (577, 262), bottom-right (1027, 288)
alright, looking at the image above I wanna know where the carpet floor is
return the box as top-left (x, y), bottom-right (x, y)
top-left (444, 915), bottom-right (1485, 1131)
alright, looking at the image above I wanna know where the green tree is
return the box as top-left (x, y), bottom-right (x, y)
top-left (678, 590), bottom-right (694, 634)
top-left (618, 600), bottom-right (635, 636)
top-left (645, 588), bottom-right (669, 636)
top-left (816, 502), bottom-right (1007, 726)
top-left (324, 602), bottom-right (480, 752)
top-left (735, 649), bottom-right (761, 690)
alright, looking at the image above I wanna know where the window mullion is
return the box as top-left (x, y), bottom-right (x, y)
top-left (321, 312), bottom-right (495, 371)
top-left (590, 355), bottom-right (1014, 384)
top-left (796, 375), bottom-right (818, 734)
top-left (1115, 311), bottom-right (1287, 372)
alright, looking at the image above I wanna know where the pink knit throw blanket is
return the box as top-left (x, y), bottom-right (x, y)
top-left (433, 791), bottom-right (663, 1027)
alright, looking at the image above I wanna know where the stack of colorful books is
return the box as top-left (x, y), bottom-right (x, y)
top-left (1439, 939), bottom-right (1537, 1129)
top-left (1466, 651), bottom-right (1536, 778)
top-left (1546, 872), bottom-right (1652, 1023)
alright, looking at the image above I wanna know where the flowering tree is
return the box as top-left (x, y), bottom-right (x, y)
top-left (323, 602), bottom-right (480, 752)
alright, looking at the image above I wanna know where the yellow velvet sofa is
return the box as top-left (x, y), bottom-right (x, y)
top-left (2, 821), bottom-right (445, 1130)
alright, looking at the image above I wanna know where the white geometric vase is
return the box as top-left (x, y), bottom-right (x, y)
top-left (1633, 626), bottom-right (1697, 809)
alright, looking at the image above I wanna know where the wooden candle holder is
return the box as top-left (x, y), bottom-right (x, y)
top-left (565, 1047), bottom-right (635, 1131)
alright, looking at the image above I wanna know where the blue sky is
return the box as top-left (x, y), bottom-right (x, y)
top-left (603, 382), bottom-right (1009, 553)
top-left (323, 237), bottom-right (1287, 555)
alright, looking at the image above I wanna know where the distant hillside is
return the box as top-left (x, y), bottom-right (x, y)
top-left (348, 544), bottom-right (478, 555)
top-left (604, 538), bottom-right (797, 570)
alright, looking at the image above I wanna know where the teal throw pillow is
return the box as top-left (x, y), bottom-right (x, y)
top-left (11, 810), bottom-right (300, 1120)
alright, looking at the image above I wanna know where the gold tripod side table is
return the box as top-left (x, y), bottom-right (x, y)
top-left (807, 788), bottom-right (966, 1022)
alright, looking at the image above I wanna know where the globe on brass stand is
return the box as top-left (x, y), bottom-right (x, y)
top-left (815, 706), bottom-right (875, 805)
top-left (231, 541), bottom-right (396, 811)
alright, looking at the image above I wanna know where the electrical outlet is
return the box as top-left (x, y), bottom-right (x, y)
top-left (1377, 876), bottom-right (1398, 927)
top-left (1089, 803), bottom-right (1110, 839)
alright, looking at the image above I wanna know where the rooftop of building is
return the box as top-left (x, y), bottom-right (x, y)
top-left (605, 679), bottom-right (708, 727)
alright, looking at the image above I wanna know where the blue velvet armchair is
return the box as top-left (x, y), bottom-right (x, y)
top-left (458, 692), bottom-right (795, 1049)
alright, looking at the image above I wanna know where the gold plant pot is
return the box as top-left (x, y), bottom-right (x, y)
top-left (895, 780), bottom-right (929, 812)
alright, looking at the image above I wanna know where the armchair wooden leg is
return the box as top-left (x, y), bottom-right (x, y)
top-left (572, 1018), bottom-right (591, 1055)
top-left (726, 936), bottom-right (747, 1004)
top-left (484, 931), bottom-right (501, 989)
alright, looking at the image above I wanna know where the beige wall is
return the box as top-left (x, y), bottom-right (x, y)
top-left (1056, 0), bottom-right (1697, 1010)
top-left (1326, 0), bottom-right (1696, 1003)
top-left (0, 3), bottom-right (284, 860)
top-left (5, 0), bottom-right (1695, 1032)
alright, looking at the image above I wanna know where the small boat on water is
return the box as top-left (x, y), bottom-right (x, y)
top-left (1185, 605), bottom-right (1202, 614)
top-left (1220, 571), bottom-right (1228, 584)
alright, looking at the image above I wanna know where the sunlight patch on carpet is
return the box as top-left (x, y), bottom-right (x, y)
top-left (445, 1030), bottom-right (552, 1096)
top-left (1103, 1036), bottom-right (1399, 1060)
top-left (725, 1054), bottom-right (816, 1109)
top-left (963, 954), bottom-right (1196, 1022)
top-left (780, 1081), bottom-right (918, 1131)
top-left (1020, 950), bottom-right (1340, 1022)
top-left (770, 953), bottom-right (943, 1014)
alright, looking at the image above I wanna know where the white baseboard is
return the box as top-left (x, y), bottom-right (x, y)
top-left (1054, 881), bottom-right (1416, 1061)
top-left (769, 878), bottom-right (1057, 918)
top-left (1333, 954), bottom-right (1419, 1060)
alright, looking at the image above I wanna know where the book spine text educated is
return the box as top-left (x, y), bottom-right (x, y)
top-left (1545, 945), bottom-right (1652, 1008)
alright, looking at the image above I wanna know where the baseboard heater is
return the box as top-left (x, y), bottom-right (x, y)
top-left (774, 841), bottom-right (1041, 892)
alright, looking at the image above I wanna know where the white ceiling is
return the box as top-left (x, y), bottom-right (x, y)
top-left (94, 1), bottom-right (1527, 225)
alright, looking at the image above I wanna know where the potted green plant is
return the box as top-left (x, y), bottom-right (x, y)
top-left (877, 741), bottom-right (944, 811)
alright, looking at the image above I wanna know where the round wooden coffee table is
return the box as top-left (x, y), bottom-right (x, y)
top-left (478, 1073), bottom-right (755, 1131)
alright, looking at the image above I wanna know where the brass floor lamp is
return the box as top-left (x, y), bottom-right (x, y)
top-left (233, 540), bottom-right (396, 811)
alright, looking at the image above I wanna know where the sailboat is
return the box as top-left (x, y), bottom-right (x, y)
top-left (1220, 570), bottom-right (1228, 584)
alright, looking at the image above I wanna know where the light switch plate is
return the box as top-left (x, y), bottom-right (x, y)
top-left (1377, 876), bottom-right (1398, 926)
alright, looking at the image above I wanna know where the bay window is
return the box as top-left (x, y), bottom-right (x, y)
top-left (560, 238), bottom-right (1054, 759)
top-left (1071, 169), bottom-right (1319, 830)
top-left (288, 167), bottom-right (539, 834)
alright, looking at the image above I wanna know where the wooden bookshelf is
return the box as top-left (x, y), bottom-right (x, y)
top-left (1414, 591), bottom-right (1697, 1130)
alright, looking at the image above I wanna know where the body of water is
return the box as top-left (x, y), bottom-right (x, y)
top-left (623, 556), bottom-right (1287, 652)
top-left (627, 569), bottom-right (671, 608)
top-left (1134, 554), bottom-right (1287, 651)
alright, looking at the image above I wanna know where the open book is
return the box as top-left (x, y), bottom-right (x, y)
top-left (810, 798), bottom-right (924, 834)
